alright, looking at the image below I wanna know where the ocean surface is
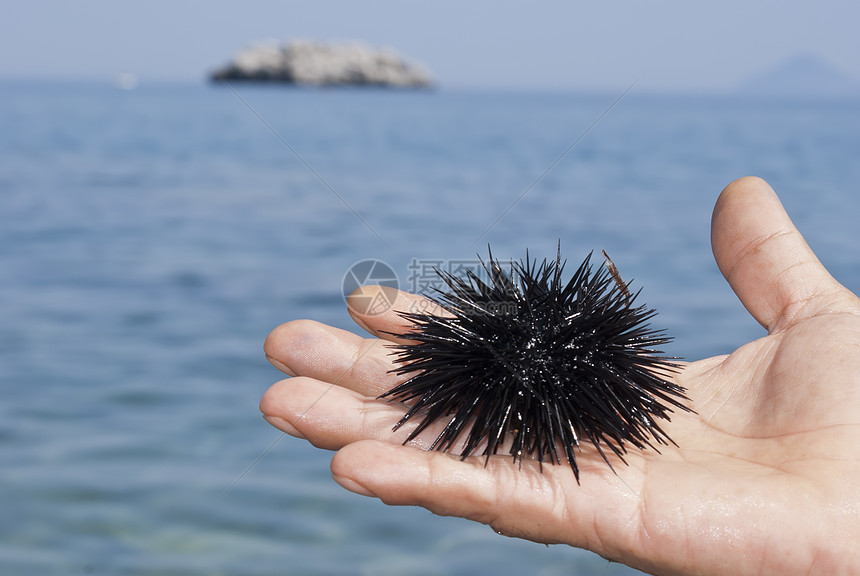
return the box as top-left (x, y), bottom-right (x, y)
top-left (1, 80), bottom-right (858, 575)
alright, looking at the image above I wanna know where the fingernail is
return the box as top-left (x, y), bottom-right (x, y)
top-left (262, 414), bottom-right (306, 439)
top-left (266, 355), bottom-right (297, 377)
top-left (332, 473), bottom-right (376, 498)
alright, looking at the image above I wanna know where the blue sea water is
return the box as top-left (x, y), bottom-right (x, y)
top-left (1, 79), bottom-right (858, 575)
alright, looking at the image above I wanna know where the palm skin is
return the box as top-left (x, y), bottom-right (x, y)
top-left (261, 177), bottom-right (860, 575)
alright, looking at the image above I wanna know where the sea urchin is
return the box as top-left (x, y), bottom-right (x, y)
top-left (380, 247), bottom-right (692, 480)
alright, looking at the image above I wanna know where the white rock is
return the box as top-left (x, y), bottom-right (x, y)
top-left (211, 40), bottom-right (434, 88)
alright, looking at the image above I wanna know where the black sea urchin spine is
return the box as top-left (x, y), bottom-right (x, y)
top-left (380, 247), bottom-right (692, 480)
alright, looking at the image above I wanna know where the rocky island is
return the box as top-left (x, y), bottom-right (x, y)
top-left (210, 40), bottom-right (434, 88)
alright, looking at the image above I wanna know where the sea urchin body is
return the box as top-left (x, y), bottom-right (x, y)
top-left (381, 247), bottom-right (692, 480)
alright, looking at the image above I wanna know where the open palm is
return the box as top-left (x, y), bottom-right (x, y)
top-left (262, 177), bottom-right (860, 575)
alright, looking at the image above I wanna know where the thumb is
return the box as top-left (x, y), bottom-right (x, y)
top-left (710, 176), bottom-right (852, 333)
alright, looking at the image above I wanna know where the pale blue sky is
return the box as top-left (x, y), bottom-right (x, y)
top-left (2, 0), bottom-right (858, 91)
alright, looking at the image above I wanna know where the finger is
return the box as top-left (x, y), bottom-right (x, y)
top-left (260, 377), bottom-right (408, 449)
top-left (710, 176), bottom-right (853, 332)
top-left (347, 286), bottom-right (448, 342)
top-left (264, 319), bottom-right (404, 396)
top-left (261, 373), bottom-right (638, 470)
top-left (260, 377), bottom-right (459, 452)
top-left (330, 440), bottom-right (642, 554)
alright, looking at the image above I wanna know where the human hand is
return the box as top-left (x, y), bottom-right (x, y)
top-left (261, 177), bottom-right (860, 575)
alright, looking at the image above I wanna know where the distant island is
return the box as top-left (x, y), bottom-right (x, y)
top-left (736, 53), bottom-right (859, 98)
top-left (210, 40), bottom-right (434, 89)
